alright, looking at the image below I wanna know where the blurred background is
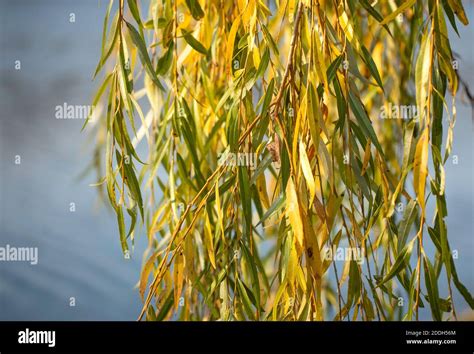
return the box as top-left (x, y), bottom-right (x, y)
top-left (0, 0), bottom-right (148, 320)
top-left (0, 0), bottom-right (472, 320)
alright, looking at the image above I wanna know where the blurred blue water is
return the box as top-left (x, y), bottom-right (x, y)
top-left (0, 0), bottom-right (147, 320)
top-left (0, 0), bottom-right (472, 320)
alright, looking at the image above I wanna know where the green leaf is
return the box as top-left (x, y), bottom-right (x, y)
top-left (326, 55), bottom-right (343, 84)
top-left (157, 41), bottom-right (174, 75)
top-left (256, 194), bottom-right (284, 226)
top-left (126, 206), bottom-right (137, 238)
top-left (446, 0), bottom-right (469, 25)
top-left (450, 259), bottom-right (474, 308)
top-left (185, 0), bottom-right (205, 20)
top-left (347, 260), bottom-right (362, 308)
top-left (261, 24), bottom-right (279, 57)
top-left (442, 0), bottom-right (459, 35)
top-left (423, 255), bottom-right (442, 321)
top-left (398, 199), bottom-right (417, 252)
top-left (361, 45), bottom-right (384, 91)
top-left (377, 237), bottom-right (416, 286)
top-left (261, 78), bottom-right (275, 114)
top-left (359, 0), bottom-right (393, 36)
top-left (125, 21), bottom-right (165, 91)
top-left (116, 150), bottom-right (144, 220)
top-left (82, 72), bottom-right (113, 130)
top-left (255, 47), bottom-right (270, 78)
top-left (237, 278), bottom-right (256, 320)
top-left (348, 90), bottom-right (385, 157)
top-left (241, 241), bottom-right (261, 313)
top-left (117, 205), bottom-right (128, 254)
top-left (155, 291), bottom-right (174, 321)
top-left (334, 78), bottom-right (346, 133)
top-left (94, 12), bottom-right (120, 78)
top-left (127, 0), bottom-right (143, 27)
top-left (239, 166), bottom-right (252, 240)
top-left (181, 29), bottom-right (208, 55)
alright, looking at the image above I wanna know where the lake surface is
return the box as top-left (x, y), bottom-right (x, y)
top-left (0, 0), bottom-right (472, 320)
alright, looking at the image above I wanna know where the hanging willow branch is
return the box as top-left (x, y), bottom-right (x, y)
top-left (85, 0), bottom-right (473, 321)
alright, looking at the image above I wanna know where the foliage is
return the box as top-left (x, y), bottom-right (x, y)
top-left (85, 0), bottom-right (473, 321)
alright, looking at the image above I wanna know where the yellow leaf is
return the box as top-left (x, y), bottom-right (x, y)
top-left (439, 163), bottom-right (446, 196)
top-left (292, 93), bottom-right (305, 169)
top-left (288, 0), bottom-right (296, 23)
top-left (318, 138), bottom-right (333, 189)
top-left (204, 214), bottom-right (217, 269)
top-left (387, 167), bottom-right (410, 218)
top-left (378, 156), bottom-right (391, 213)
top-left (237, 0), bottom-right (245, 13)
top-left (272, 281), bottom-right (287, 320)
top-left (413, 129), bottom-right (429, 212)
top-left (296, 266), bottom-right (307, 293)
top-left (346, 206), bottom-right (364, 242)
top-left (287, 242), bottom-right (298, 291)
top-left (149, 203), bottom-right (170, 237)
top-left (169, 160), bottom-right (178, 222)
top-left (299, 140), bottom-right (316, 205)
top-left (361, 139), bottom-right (371, 176)
top-left (184, 235), bottom-right (196, 281)
top-left (415, 32), bottom-right (432, 124)
top-left (139, 250), bottom-right (160, 301)
top-left (307, 83), bottom-right (320, 150)
top-left (173, 250), bottom-right (185, 307)
top-left (256, 173), bottom-right (270, 209)
top-left (285, 178), bottom-right (304, 252)
top-left (215, 180), bottom-right (225, 237)
top-left (373, 42), bottom-right (384, 78)
top-left (252, 46), bottom-right (260, 68)
top-left (447, 0), bottom-right (468, 25)
top-left (338, 6), bottom-right (361, 54)
top-left (226, 17), bottom-right (241, 76)
top-left (242, 0), bottom-right (256, 27)
top-left (312, 30), bottom-right (329, 97)
top-left (302, 214), bottom-right (323, 280)
top-left (380, 0), bottom-right (417, 25)
top-left (338, 8), bottom-right (354, 42)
